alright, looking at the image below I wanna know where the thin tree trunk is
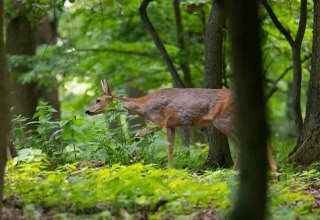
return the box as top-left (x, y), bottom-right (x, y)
top-left (173, 0), bottom-right (192, 88)
top-left (287, 0), bottom-right (320, 164)
top-left (0, 0), bottom-right (10, 217)
top-left (291, 47), bottom-right (304, 137)
top-left (203, 0), bottom-right (233, 168)
top-left (173, 0), bottom-right (191, 146)
top-left (262, 0), bottom-right (307, 137)
top-left (229, 0), bottom-right (268, 219)
top-left (284, 82), bottom-right (296, 138)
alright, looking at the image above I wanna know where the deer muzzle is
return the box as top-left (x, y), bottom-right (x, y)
top-left (85, 110), bottom-right (93, 116)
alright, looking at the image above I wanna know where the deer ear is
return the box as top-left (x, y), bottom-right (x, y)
top-left (101, 80), bottom-right (112, 96)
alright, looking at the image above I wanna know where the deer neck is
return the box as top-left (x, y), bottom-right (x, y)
top-left (114, 96), bottom-right (139, 103)
top-left (113, 96), bottom-right (143, 116)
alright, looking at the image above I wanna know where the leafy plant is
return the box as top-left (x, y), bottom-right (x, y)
top-left (4, 161), bottom-right (319, 219)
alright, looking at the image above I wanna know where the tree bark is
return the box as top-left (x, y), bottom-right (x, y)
top-left (262, 0), bottom-right (307, 137)
top-left (36, 14), bottom-right (61, 120)
top-left (287, 0), bottom-right (320, 164)
top-left (7, 4), bottom-right (61, 121)
top-left (203, 0), bottom-right (233, 169)
top-left (0, 0), bottom-right (10, 217)
top-left (229, 0), bottom-right (268, 219)
top-left (284, 82), bottom-right (296, 138)
top-left (6, 1), bottom-right (38, 119)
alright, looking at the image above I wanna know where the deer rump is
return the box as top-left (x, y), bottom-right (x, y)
top-left (130, 88), bottom-right (235, 129)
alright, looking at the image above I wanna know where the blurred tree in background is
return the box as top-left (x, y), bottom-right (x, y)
top-left (0, 0), bottom-right (10, 216)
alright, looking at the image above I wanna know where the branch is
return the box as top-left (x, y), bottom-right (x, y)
top-left (74, 48), bottom-right (158, 58)
top-left (295, 0), bottom-right (307, 46)
top-left (261, 0), bottom-right (295, 47)
top-left (265, 54), bottom-right (311, 102)
top-left (139, 0), bottom-right (185, 88)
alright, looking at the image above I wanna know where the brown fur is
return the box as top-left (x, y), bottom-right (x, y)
top-left (86, 80), bottom-right (278, 174)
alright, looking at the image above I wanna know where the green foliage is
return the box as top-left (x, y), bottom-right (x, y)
top-left (269, 165), bottom-right (320, 219)
top-left (7, 101), bottom-right (320, 219)
top-left (4, 162), bottom-right (320, 219)
top-left (13, 102), bottom-right (66, 163)
top-left (4, 162), bottom-right (233, 219)
top-left (11, 102), bottom-right (208, 171)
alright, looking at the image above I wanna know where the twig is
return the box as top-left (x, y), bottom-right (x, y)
top-left (261, 0), bottom-right (295, 47)
top-left (265, 54), bottom-right (311, 102)
top-left (73, 48), bottom-right (158, 58)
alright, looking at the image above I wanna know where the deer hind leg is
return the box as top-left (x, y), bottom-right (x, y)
top-left (212, 118), bottom-right (240, 170)
top-left (212, 117), bottom-right (278, 174)
top-left (267, 143), bottom-right (279, 175)
top-left (166, 127), bottom-right (175, 168)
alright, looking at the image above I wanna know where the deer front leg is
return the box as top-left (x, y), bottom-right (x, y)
top-left (166, 127), bottom-right (175, 168)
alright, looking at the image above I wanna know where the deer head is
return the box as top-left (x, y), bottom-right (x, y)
top-left (85, 80), bottom-right (113, 116)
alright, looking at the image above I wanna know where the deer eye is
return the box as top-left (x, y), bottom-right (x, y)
top-left (96, 99), bottom-right (101, 104)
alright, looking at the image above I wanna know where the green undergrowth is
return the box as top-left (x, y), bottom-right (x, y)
top-left (6, 102), bottom-right (320, 219)
top-left (10, 101), bottom-right (208, 172)
top-left (4, 161), bottom-right (320, 220)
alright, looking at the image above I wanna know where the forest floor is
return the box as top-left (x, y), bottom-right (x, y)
top-left (2, 160), bottom-right (320, 220)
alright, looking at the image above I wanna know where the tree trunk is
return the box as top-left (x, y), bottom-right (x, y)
top-left (287, 0), bottom-right (320, 164)
top-left (285, 82), bottom-right (296, 138)
top-left (36, 14), bottom-right (61, 120)
top-left (203, 0), bottom-right (233, 169)
top-left (229, 0), bottom-right (268, 219)
top-left (6, 1), bottom-right (38, 119)
top-left (173, 0), bottom-right (192, 88)
top-left (0, 0), bottom-right (10, 216)
top-left (291, 47), bottom-right (304, 137)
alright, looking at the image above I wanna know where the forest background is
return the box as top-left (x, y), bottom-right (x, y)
top-left (1, 0), bottom-right (320, 219)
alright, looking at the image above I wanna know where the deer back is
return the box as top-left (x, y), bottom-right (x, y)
top-left (138, 88), bottom-right (233, 128)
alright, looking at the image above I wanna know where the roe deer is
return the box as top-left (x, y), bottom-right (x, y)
top-left (86, 80), bottom-right (278, 174)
